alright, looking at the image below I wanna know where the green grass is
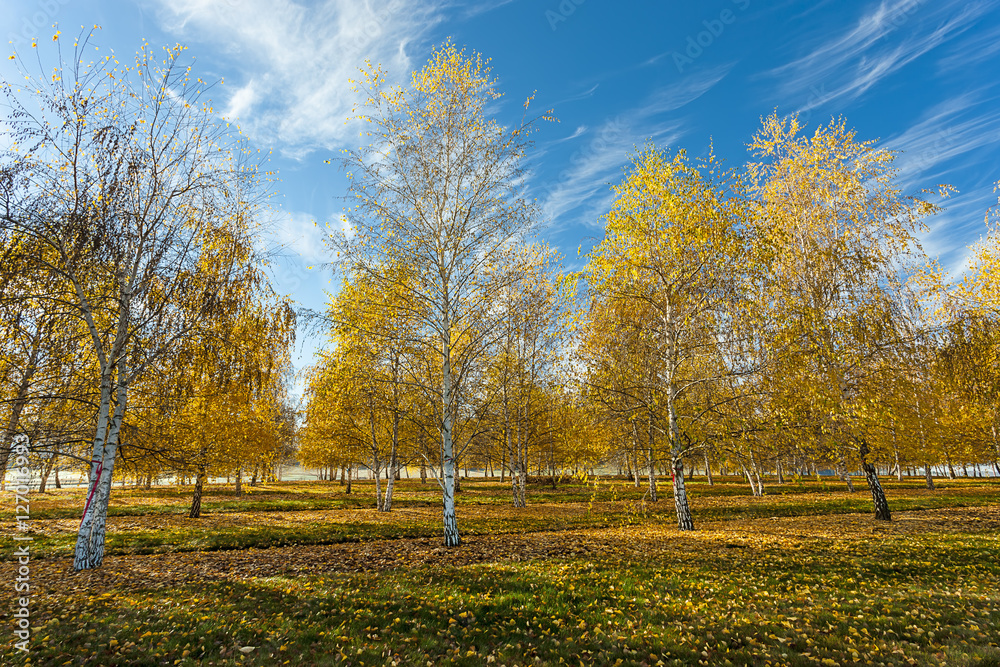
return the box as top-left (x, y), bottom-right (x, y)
top-left (12, 477), bottom-right (1000, 559)
top-left (13, 514), bottom-right (1000, 666)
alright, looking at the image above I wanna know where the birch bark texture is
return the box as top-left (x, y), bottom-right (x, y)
top-left (335, 42), bottom-right (545, 547)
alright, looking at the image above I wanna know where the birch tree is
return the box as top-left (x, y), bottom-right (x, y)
top-left (746, 114), bottom-right (940, 521)
top-left (487, 244), bottom-right (574, 506)
top-left (585, 147), bottom-right (752, 530)
top-left (335, 42), bottom-right (545, 546)
top-left (1, 36), bottom-right (268, 568)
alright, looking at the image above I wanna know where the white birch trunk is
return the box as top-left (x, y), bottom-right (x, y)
top-left (646, 409), bottom-right (658, 503)
top-left (741, 461), bottom-right (759, 497)
top-left (671, 454), bottom-right (694, 531)
top-left (383, 425), bottom-right (398, 512)
top-left (892, 428), bottom-right (903, 481)
top-left (664, 305), bottom-right (693, 530)
top-left (370, 404), bottom-right (384, 511)
top-left (74, 370), bottom-right (126, 571)
top-left (858, 439), bottom-right (890, 521)
top-left (441, 331), bottom-right (460, 547)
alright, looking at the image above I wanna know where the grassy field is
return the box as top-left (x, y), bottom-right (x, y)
top-left (2, 476), bottom-right (999, 666)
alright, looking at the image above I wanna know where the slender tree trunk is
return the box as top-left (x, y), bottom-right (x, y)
top-left (382, 419), bottom-right (399, 512)
top-left (646, 452), bottom-right (658, 503)
top-left (858, 439), bottom-right (890, 521)
top-left (506, 397), bottom-right (522, 507)
top-left (892, 428), bottom-right (903, 481)
top-left (384, 455), bottom-right (397, 509)
top-left (837, 458), bottom-right (855, 493)
top-left (752, 452), bottom-right (764, 496)
top-left (993, 425), bottom-right (999, 476)
top-left (38, 450), bottom-right (58, 493)
top-left (925, 463), bottom-right (935, 489)
top-left (742, 462), bottom-right (760, 496)
top-left (345, 464), bottom-right (352, 494)
top-left (0, 327), bottom-right (44, 491)
top-left (645, 408), bottom-right (658, 502)
top-left (776, 459), bottom-right (784, 485)
top-left (704, 452), bottom-right (714, 486)
top-left (74, 364), bottom-right (127, 571)
top-left (54, 468), bottom-right (61, 489)
top-left (632, 443), bottom-right (641, 488)
top-left (441, 334), bottom-right (460, 547)
top-left (190, 456), bottom-right (208, 519)
top-left (671, 455), bottom-right (694, 530)
top-left (499, 438), bottom-right (506, 482)
top-left (373, 462), bottom-right (383, 511)
top-left (73, 371), bottom-right (113, 570)
top-left (944, 446), bottom-right (957, 480)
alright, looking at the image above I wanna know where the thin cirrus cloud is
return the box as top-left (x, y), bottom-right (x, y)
top-left (764, 0), bottom-right (990, 113)
top-left (877, 88), bottom-right (1000, 277)
top-left (885, 91), bottom-right (1000, 190)
top-left (257, 211), bottom-right (330, 265)
top-left (148, 0), bottom-right (446, 158)
top-left (538, 63), bottom-right (734, 233)
top-left (920, 198), bottom-right (996, 282)
top-left (936, 22), bottom-right (1000, 72)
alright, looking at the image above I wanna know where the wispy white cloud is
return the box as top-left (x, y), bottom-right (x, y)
top-left (877, 90), bottom-right (1000, 276)
top-left (459, 0), bottom-right (516, 19)
top-left (884, 91), bottom-right (1000, 189)
top-left (765, 0), bottom-right (989, 113)
top-left (936, 23), bottom-right (1000, 72)
top-left (148, 0), bottom-right (445, 158)
top-left (268, 210), bottom-right (329, 264)
top-left (550, 83), bottom-right (600, 108)
top-left (919, 195), bottom-right (995, 281)
top-left (537, 64), bottom-right (732, 230)
top-left (548, 125), bottom-right (588, 145)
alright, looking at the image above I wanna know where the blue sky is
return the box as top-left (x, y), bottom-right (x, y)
top-left (4, 0), bottom-right (999, 396)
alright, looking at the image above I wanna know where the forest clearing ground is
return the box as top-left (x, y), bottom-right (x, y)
top-left (8, 505), bottom-right (1000, 593)
top-left (9, 477), bottom-right (1000, 559)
